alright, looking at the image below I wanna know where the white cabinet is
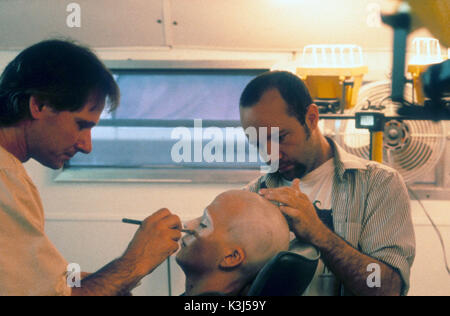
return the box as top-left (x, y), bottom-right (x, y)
top-left (0, 0), bottom-right (166, 49)
top-left (0, 0), bottom-right (438, 51)
top-left (169, 0), bottom-right (394, 51)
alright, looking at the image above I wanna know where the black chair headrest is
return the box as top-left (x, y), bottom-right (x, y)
top-left (246, 240), bottom-right (320, 296)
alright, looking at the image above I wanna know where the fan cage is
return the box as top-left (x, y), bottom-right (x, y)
top-left (332, 80), bottom-right (446, 184)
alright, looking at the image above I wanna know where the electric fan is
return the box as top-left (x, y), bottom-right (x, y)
top-left (336, 80), bottom-right (446, 184)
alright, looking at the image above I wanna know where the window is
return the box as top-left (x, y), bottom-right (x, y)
top-left (56, 61), bottom-right (271, 183)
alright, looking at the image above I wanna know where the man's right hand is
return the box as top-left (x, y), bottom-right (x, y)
top-left (72, 208), bottom-right (182, 296)
top-left (122, 208), bottom-right (182, 277)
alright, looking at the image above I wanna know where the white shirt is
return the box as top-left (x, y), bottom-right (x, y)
top-left (0, 145), bottom-right (70, 296)
top-left (281, 158), bottom-right (338, 296)
top-left (281, 158), bottom-right (334, 210)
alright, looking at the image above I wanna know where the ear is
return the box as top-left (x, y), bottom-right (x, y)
top-left (305, 103), bottom-right (320, 130)
top-left (219, 247), bottom-right (245, 270)
top-left (29, 95), bottom-right (46, 120)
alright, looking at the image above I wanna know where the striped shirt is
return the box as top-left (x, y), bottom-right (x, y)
top-left (244, 137), bottom-right (416, 295)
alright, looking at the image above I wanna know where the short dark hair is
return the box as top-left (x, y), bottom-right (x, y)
top-left (0, 39), bottom-right (120, 126)
top-left (239, 71), bottom-right (313, 125)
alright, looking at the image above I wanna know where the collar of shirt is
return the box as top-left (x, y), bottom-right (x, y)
top-left (327, 137), bottom-right (368, 182)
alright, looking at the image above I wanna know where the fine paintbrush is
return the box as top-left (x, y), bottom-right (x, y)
top-left (122, 218), bottom-right (197, 236)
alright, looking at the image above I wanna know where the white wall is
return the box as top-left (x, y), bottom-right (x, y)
top-left (410, 210), bottom-right (450, 296)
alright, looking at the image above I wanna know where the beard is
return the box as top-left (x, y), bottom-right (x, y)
top-left (279, 162), bottom-right (307, 181)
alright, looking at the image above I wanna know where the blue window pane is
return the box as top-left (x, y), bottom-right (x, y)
top-left (67, 69), bottom-right (267, 170)
top-left (113, 70), bottom-right (263, 120)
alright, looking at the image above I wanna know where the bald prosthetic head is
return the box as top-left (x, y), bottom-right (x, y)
top-left (217, 190), bottom-right (289, 273)
top-left (176, 190), bottom-right (290, 296)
